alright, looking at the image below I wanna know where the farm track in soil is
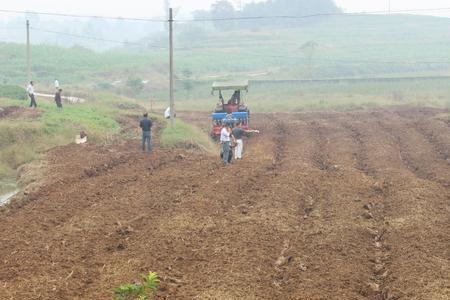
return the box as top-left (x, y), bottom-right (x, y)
top-left (0, 107), bottom-right (449, 299)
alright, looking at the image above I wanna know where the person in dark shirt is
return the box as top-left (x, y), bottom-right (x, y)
top-left (229, 90), bottom-right (240, 105)
top-left (55, 88), bottom-right (63, 109)
top-left (139, 112), bottom-right (153, 153)
top-left (232, 122), bottom-right (259, 160)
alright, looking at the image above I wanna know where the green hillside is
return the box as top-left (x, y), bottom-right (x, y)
top-left (0, 14), bottom-right (449, 103)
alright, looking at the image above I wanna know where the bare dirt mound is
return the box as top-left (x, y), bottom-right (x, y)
top-left (0, 107), bottom-right (449, 299)
top-left (0, 105), bottom-right (41, 119)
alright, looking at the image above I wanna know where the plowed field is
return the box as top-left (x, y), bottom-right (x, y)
top-left (1, 107), bottom-right (450, 299)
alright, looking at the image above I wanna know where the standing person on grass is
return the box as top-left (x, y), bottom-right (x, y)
top-left (139, 112), bottom-right (153, 153)
top-left (55, 88), bottom-right (63, 109)
top-left (232, 122), bottom-right (260, 160)
top-left (220, 123), bottom-right (233, 166)
top-left (27, 81), bottom-right (37, 108)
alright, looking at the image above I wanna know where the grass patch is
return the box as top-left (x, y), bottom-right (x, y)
top-left (0, 85), bottom-right (27, 100)
top-left (160, 119), bottom-right (215, 152)
top-left (0, 94), bottom-right (132, 187)
top-left (0, 121), bottom-right (43, 177)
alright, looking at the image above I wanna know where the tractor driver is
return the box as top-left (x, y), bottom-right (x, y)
top-left (228, 90), bottom-right (240, 105)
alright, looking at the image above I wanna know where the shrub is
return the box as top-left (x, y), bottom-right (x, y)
top-left (98, 82), bottom-right (113, 90)
top-left (126, 78), bottom-right (144, 91)
top-left (0, 85), bottom-right (27, 100)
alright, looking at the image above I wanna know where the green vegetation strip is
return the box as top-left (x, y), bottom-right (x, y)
top-left (0, 85), bottom-right (27, 100)
top-left (160, 119), bottom-right (215, 153)
top-left (0, 95), bottom-right (121, 182)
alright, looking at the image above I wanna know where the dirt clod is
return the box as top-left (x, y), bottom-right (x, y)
top-left (362, 211), bottom-right (374, 219)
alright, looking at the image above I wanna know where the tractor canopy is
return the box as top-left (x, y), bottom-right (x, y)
top-left (212, 80), bottom-right (249, 94)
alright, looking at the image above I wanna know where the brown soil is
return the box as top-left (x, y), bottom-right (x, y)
top-left (0, 106), bottom-right (41, 119)
top-left (1, 107), bottom-right (450, 299)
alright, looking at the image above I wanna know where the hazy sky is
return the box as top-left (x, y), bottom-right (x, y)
top-left (1, 0), bottom-right (449, 20)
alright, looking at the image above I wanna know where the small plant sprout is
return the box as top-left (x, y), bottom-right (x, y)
top-left (113, 272), bottom-right (160, 300)
top-left (142, 272), bottom-right (160, 292)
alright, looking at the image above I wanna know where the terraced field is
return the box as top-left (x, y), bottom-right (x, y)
top-left (0, 107), bottom-right (449, 299)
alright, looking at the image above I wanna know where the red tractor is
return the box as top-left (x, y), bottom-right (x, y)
top-left (210, 81), bottom-right (250, 139)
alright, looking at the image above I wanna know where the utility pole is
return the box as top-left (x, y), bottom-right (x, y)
top-left (169, 8), bottom-right (174, 128)
top-left (26, 20), bottom-right (31, 83)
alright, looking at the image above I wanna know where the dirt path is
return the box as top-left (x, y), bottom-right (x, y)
top-left (35, 92), bottom-right (86, 104)
top-left (0, 108), bottom-right (449, 299)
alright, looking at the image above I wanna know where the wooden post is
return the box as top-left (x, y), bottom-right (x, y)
top-left (26, 20), bottom-right (31, 83)
top-left (169, 8), bottom-right (175, 128)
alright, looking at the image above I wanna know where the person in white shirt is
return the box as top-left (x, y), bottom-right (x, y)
top-left (164, 106), bottom-right (176, 119)
top-left (27, 81), bottom-right (37, 108)
top-left (54, 79), bottom-right (60, 90)
top-left (220, 124), bottom-right (233, 165)
top-left (164, 107), bottom-right (170, 119)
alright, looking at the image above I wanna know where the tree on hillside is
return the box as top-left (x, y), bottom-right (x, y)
top-left (241, 0), bottom-right (340, 29)
top-left (192, 9), bottom-right (214, 30)
top-left (211, 0), bottom-right (236, 30)
top-left (300, 41), bottom-right (319, 78)
top-left (127, 78), bottom-right (144, 92)
top-left (192, 0), bottom-right (340, 30)
top-left (181, 69), bottom-right (194, 98)
top-left (177, 24), bottom-right (207, 46)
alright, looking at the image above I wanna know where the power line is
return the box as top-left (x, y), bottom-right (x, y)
top-left (0, 9), bottom-right (166, 23)
top-left (1, 7), bottom-right (449, 23)
top-left (177, 7), bottom-right (450, 22)
top-left (0, 27), bottom-right (23, 30)
top-left (8, 25), bottom-right (181, 50)
top-left (30, 27), bottom-right (168, 49)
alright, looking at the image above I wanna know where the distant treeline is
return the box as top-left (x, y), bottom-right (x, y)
top-left (192, 0), bottom-right (342, 30)
top-left (0, 13), bottom-right (164, 51)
